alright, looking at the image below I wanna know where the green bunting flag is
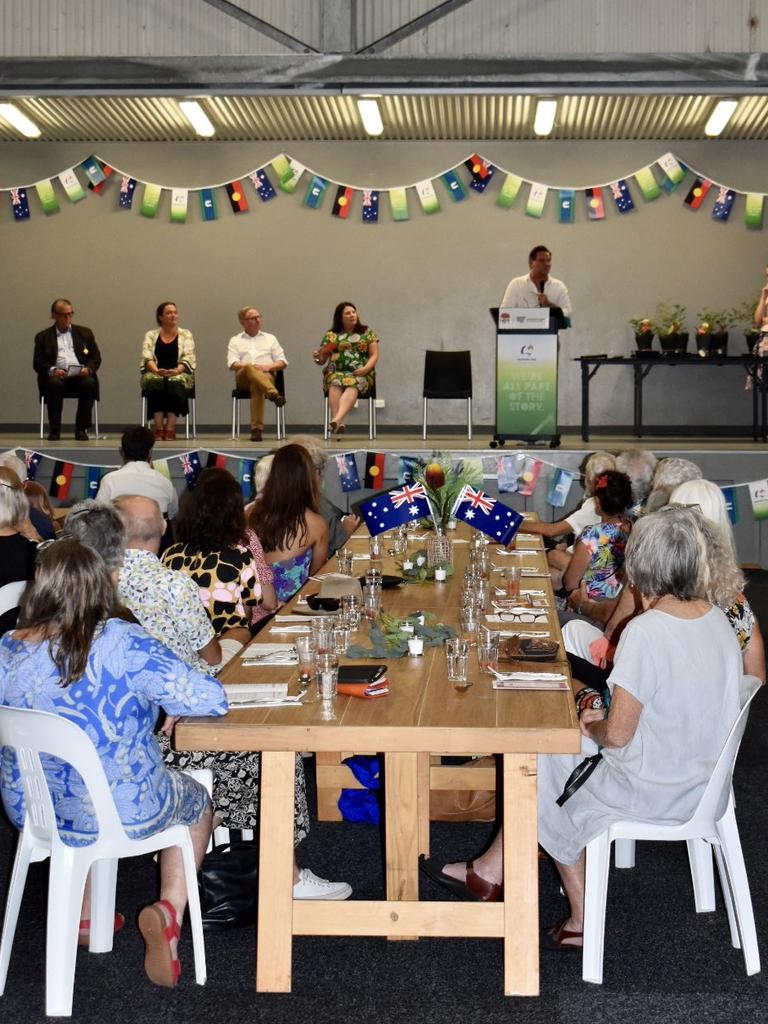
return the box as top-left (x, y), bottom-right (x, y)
top-left (415, 179), bottom-right (440, 214)
top-left (170, 188), bottom-right (188, 223)
top-left (140, 183), bottom-right (162, 218)
top-left (35, 179), bottom-right (59, 215)
top-left (496, 172), bottom-right (523, 209)
top-left (389, 187), bottom-right (409, 222)
top-left (272, 155), bottom-right (305, 193)
top-left (526, 183), bottom-right (548, 218)
top-left (57, 168), bottom-right (85, 203)
top-left (657, 152), bottom-right (686, 186)
top-left (634, 166), bottom-right (661, 201)
top-left (745, 193), bottom-right (764, 229)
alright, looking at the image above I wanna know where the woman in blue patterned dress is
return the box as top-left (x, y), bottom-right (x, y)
top-left (248, 444), bottom-right (329, 602)
top-left (563, 471), bottom-right (633, 602)
top-left (0, 540), bottom-right (227, 988)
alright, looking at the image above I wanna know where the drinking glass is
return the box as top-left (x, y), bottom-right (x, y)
top-left (340, 593), bottom-right (361, 630)
top-left (503, 565), bottom-right (521, 599)
top-left (365, 567), bottom-right (383, 590)
top-left (336, 548), bottom-right (354, 575)
top-left (295, 636), bottom-right (316, 689)
top-left (369, 535), bottom-right (383, 562)
top-left (362, 585), bottom-right (382, 621)
top-left (459, 607), bottom-right (479, 645)
top-left (315, 651), bottom-right (339, 702)
top-left (476, 635), bottom-right (499, 675)
top-left (444, 638), bottom-right (471, 690)
top-left (332, 625), bottom-right (351, 657)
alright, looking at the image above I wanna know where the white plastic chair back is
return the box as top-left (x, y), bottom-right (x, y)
top-left (0, 581), bottom-right (26, 619)
top-left (0, 705), bottom-right (207, 1015)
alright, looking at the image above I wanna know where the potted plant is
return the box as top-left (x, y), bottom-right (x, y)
top-left (652, 303), bottom-right (688, 355)
top-left (732, 298), bottom-right (761, 353)
top-left (629, 316), bottom-right (654, 352)
top-left (696, 308), bottom-right (732, 357)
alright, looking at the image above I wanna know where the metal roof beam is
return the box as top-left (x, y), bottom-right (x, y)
top-left (198, 0), bottom-right (319, 54)
top-left (357, 0), bottom-right (477, 55)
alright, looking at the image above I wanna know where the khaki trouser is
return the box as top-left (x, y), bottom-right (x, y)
top-left (235, 366), bottom-right (278, 430)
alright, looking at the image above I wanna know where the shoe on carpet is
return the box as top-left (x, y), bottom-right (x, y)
top-left (138, 899), bottom-right (182, 987)
top-left (269, 393), bottom-right (286, 407)
top-left (418, 855), bottom-right (502, 902)
top-left (292, 868), bottom-right (352, 901)
top-left (250, 428), bottom-right (263, 442)
top-left (540, 915), bottom-right (583, 952)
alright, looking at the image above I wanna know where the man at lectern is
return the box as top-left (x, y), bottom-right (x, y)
top-left (501, 245), bottom-right (572, 330)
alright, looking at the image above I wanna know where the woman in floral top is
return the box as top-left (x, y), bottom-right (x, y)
top-left (563, 471), bottom-right (633, 602)
top-left (312, 301), bottom-right (379, 435)
top-left (0, 540), bottom-right (227, 987)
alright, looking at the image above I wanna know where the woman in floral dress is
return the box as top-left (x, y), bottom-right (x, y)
top-left (563, 471), bottom-right (633, 602)
top-left (313, 301), bottom-right (379, 435)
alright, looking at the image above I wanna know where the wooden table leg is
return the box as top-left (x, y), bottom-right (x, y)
top-left (502, 753), bottom-right (539, 996)
top-left (256, 750), bottom-right (296, 992)
top-left (417, 752), bottom-right (430, 857)
top-left (385, 751), bottom-right (419, 940)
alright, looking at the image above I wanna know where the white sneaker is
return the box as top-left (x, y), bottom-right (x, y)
top-left (292, 868), bottom-right (352, 901)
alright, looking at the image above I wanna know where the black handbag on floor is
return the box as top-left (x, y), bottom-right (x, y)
top-left (197, 840), bottom-right (259, 930)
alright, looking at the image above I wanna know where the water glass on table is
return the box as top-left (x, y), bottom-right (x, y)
top-left (315, 651), bottom-right (339, 702)
top-left (295, 636), bottom-right (316, 692)
top-left (332, 625), bottom-right (351, 657)
top-left (459, 607), bottom-right (479, 645)
top-left (444, 638), bottom-right (471, 690)
top-left (336, 548), bottom-right (354, 575)
top-left (476, 633), bottom-right (500, 675)
top-left (362, 584), bottom-right (382, 621)
top-left (340, 593), bottom-right (362, 629)
top-left (365, 567), bottom-right (383, 590)
top-left (369, 535), bottom-right (383, 562)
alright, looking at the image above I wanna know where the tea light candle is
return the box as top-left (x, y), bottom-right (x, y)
top-left (403, 558), bottom-right (414, 570)
top-left (407, 636), bottom-right (424, 656)
top-left (434, 567), bottom-right (447, 582)
top-left (447, 517), bottom-right (457, 530)
top-left (401, 621), bottom-right (415, 634)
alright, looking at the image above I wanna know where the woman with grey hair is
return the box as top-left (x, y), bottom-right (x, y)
top-left (614, 449), bottom-right (657, 515)
top-left (61, 498), bottom-right (126, 571)
top-left (0, 466), bottom-right (38, 635)
top-left (644, 456), bottom-right (702, 513)
top-left (421, 507), bottom-right (750, 947)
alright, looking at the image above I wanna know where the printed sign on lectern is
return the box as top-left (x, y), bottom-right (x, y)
top-left (495, 308), bottom-right (558, 440)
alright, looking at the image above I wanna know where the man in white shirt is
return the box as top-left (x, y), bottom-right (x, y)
top-left (227, 306), bottom-right (287, 442)
top-left (97, 426), bottom-right (178, 519)
top-left (500, 245), bottom-right (572, 330)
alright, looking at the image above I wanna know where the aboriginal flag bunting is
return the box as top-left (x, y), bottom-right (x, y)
top-left (585, 187), bottom-right (606, 221)
top-left (365, 452), bottom-right (387, 490)
top-left (49, 461), bottom-right (74, 500)
top-left (684, 178), bottom-right (711, 210)
top-left (226, 181), bottom-right (249, 213)
top-left (332, 185), bottom-right (355, 219)
top-left (206, 452), bottom-right (228, 469)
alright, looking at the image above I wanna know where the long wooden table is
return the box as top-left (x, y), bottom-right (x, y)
top-left (176, 525), bottom-right (579, 996)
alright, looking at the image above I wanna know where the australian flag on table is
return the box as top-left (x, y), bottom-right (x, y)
top-left (357, 483), bottom-right (433, 537)
top-left (450, 485), bottom-right (523, 546)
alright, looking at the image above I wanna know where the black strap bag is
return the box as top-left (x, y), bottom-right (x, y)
top-left (197, 840), bottom-right (259, 930)
top-left (556, 753), bottom-right (603, 807)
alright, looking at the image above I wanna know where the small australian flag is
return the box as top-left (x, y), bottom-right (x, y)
top-left (180, 451), bottom-right (202, 491)
top-left (361, 189), bottom-right (379, 223)
top-left (712, 186), bottom-right (736, 222)
top-left (357, 483), bottom-right (433, 536)
top-left (609, 179), bottom-right (634, 214)
top-left (450, 485), bottom-right (523, 545)
top-left (250, 169), bottom-right (276, 202)
top-left (119, 176), bottom-right (137, 209)
top-left (11, 187), bottom-right (30, 220)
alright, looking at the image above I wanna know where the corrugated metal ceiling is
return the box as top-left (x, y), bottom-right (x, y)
top-left (3, 92), bottom-right (768, 142)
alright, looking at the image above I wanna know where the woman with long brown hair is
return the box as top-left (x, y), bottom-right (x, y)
top-left (0, 539), bottom-right (227, 986)
top-left (248, 443), bottom-right (328, 601)
top-left (312, 301), bottom-right (379, 435)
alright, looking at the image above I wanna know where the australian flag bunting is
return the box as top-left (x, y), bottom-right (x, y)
top-left (336, 453), bottom-right (361, 493)
top-left (609, 179), bottom-right (635, 214)
top-left (711, 186), bottom-right (736, 222)
top-left (10, 188), bottom-right (30, 220)
top-left (249, 168), bottom-right (277, 201)
top-left (357, 483), bottom-right (433, 536)
top-left (180, 451), bottom-right (202, 490)
top-left (361, 189), bottom-right (379, 223)
top-left (23, 450), bottom-right (43, 481)
top-left (450, 485), bottom-right (523, 546)
top-left (119, 175), bottom-right (137, 209)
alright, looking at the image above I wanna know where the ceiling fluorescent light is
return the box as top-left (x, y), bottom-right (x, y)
top-left (357, 98), bottom-right (384, 136)
top-left (179, 100), bottom-right (215, 138)
top-left (704, 99), bottom-right (738, 137)
top-left (533, 99), bottom-right (557, 137)
top-left (0, 102), bottom-right (41, 138)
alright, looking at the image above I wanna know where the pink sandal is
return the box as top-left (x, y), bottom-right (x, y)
top-left (77, 912), bottom-right (125, 947)
top-left (138, 899), bottom-right (181, 987)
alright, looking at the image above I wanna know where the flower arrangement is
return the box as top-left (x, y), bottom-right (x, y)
top-left (397, 547), bottom-right (455, 583)
top-left (696, 308), bottom-right (732, 336)
top-left (628, 316), bottom-right (653, 336)
top-left (415, 454), bottom-right (483, 531)
top-left (345, 611), bottom-right (456, 659)
top-left (651, 302), bottom-right (687, 337)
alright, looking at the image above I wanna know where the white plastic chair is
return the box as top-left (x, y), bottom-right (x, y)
top-left (0, 706), bottom-right (207, 1016)
top-left (0, 580), bottom-right (26, 619)
top-left (582, 675), bottom-right (762, 985)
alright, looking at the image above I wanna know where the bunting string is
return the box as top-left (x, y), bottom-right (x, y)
top-left (1, 150), bottom-right (764, 229)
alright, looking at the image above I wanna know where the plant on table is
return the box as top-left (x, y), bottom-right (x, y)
top-left (415, 454), bottom-right (483, 532)
top-left (345, 611), bottom-right (456, 659)
top-left (651, 302), bottom-right (688, 354)
top-left (397, 547), bottom-right (454, 583)
top-left (732, 298), bottom-right (761, 351)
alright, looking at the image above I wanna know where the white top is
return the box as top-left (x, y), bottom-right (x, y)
top-left (226, 331), bottom-right (288, 370)
top-left (537, 606), bottom-right (743, 864)
top-left (96, 460), bottom-right (179, 518)
top-left (55, 328), bottom-right (80, 370)
top-left (500, 274), bottom-right (572, 318)
top-left (565, 496), bottom-right (600, 538)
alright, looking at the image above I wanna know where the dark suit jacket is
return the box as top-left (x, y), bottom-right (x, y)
top-left (33, 324), bottom-right (101, 400)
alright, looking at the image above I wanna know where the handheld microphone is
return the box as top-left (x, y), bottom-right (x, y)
top-left (538, 279), bottom-right (545, 293)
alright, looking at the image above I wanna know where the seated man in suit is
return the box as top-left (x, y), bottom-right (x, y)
top-left (34, 297), bottom-right (101, 441)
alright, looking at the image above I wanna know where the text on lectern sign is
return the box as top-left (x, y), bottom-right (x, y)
top-left (496, 332), bottom-right (558, 436)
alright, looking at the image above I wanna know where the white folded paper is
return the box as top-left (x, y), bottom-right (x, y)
top-left (269, 625), bottom-right (312, 634)
top-left (492, 672), bottom-right (569, 691)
